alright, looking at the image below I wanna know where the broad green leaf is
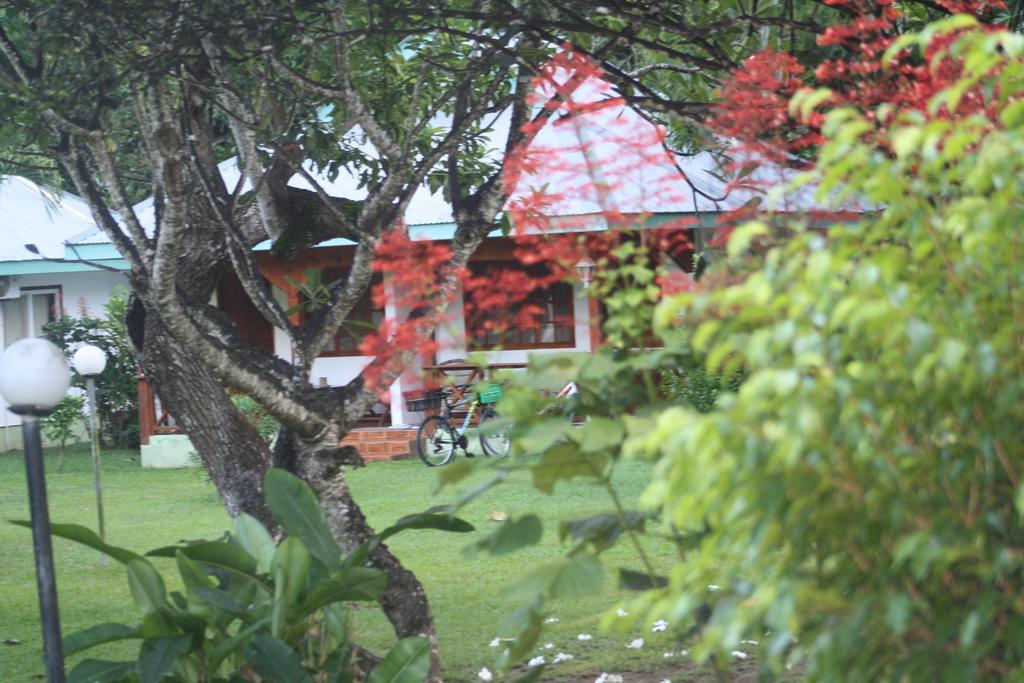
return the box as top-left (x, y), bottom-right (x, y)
top-left (127, 559), bottom-right (168, 615)
top-left (175, 551), bottom-right (214, 602)
top-left (531, 443), bottom-right (608, 494)
top-left (517, 418), bottom-right (571, 454)
top-left (619, 568), bottom-right (669, 591)
top-left (271, 536), bottom-right (311, 636)
top-left (233, 513), bottom-right (276, 573)
top-left (174, 542), bottom-right (257, 577)
top-left (63, 623), bottom-right (141, 657)
top-left (67, 659), bottom-right (136, 683)
top-left (11, 521), bottom-right (141, 565)
top-left (505, 607), bottom-right (543, 664)
top-left (378, 512), bottom-right (475, 542)
top-left (573, 417), bottom-right (625, 453)
top-left (366, 636), bottom-right (432, 683)
top-left (289, 568), bottom-right (388, 621)
top-left (504, 554), bottom-right (603, 602)
top-left (265, 468), bottom-right (341, 572)
top-left (467, 515), bottom-right (542, 557)
top-left (209, 618), bottom-right (270, 670)
top-left (247, 634), bottom-right (313, 683)
top-left (560, 511), bottom-right (646, 552)
top-left (191, 585), bottom-right (249, 614)
top-left (138, 635), bottom-right (191, 683)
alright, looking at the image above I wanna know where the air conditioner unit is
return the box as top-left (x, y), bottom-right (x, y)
top-left (0, 276), bottom-right (20, 300)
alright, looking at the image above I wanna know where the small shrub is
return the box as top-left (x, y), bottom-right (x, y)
top-left (43, 395), bottom-right (85, 471)
top-left (44, 286), bottom-right (139, 449)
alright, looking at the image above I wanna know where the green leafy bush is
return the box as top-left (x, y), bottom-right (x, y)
top-left (629, 24), bottom-right (1024, 681)
top-left (44, 287), bottom-right (139, 448)
top-left (468, 20), bottom-right (1024, 683)
top-left (30, 468), bottom-right (473, 682)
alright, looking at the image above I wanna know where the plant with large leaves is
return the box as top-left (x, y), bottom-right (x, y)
top-left (15, 469), bottom-right (472, 682)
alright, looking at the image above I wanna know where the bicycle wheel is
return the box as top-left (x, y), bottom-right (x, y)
top-left (478, 406), bottom-right (511, 458)
top-left (417, 415), bottom-right (458, 467)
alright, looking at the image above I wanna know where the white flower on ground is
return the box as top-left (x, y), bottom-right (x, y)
top-left (708, 584), bottom-right (722, 591)
top-left (595, 674), bottom-right (624, 683)
top-left (663, 652), bottom-right (674, 658)
top-left (681, 649), bottom-right (690, 657)
top-left (651, 619), bottom-right (668, 633)
top-left (740, 639), bottom-right (759, 646)
top-left (626, 638), bottom-right (644, 649)
top-left (577, 633), bottom-right (593, 641)
top-left (488, 637), bottom-right (500, 648)
top-left (552, 652), bottom-right (575, 663)
top-left (616, 608), bottom-right (629, 617)
top-left (478, 667), bottom-right (493, 681)
top-left (544, 642), bottom-right (554, 649)
top-left (731, 650), bottom-right (748, 660)
top-left (544, 617), bottom-right (559, 624)
top-left (528, 656), bottom-right (546, 667)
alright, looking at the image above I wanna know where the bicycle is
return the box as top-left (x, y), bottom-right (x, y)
top-left (410, 383), bottom-right (510, 466)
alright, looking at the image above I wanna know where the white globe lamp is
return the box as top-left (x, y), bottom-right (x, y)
top-left (72, 344), bottom-right (107, 377)
top-left (0, 337), bottom-right (71, 416)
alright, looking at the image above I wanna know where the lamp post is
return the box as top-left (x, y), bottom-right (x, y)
top-left (574, 256), bottom-right (596, 289)
top-left (72, 345), bottom-right (107, 565)
top-left (0, 338), bottom-right (70, 683)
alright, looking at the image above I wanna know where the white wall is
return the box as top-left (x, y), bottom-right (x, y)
top-left (0, 270), bottom-right (128, 448)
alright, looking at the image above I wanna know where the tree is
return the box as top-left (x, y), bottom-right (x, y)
top-left (0, 0), bottom-right (609, 668)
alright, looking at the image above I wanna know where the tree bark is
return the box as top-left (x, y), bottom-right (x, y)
top-left (130, 298), bottom-right (439, 674)
top-left (275, 427), bottom-right (441, 679)
top-left (128, 298), bottom-right (276, 530)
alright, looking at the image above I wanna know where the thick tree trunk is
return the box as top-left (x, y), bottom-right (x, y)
top-left (276, 428), bottom-right (441, 679)
top-left (129, 299), bottom-right (276, 529)
top-left (128, 301), bottom-right (440, 676)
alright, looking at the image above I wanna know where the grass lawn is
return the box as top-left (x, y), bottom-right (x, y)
top-left (1, 444), bottom-right (749, 682)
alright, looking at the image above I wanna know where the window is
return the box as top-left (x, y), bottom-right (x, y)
top-left (464, 261), bottom-right (575, 350)
top-left (313, 269), bottom-right (385, 357)
top-left (2, 287), bottom-right (60, 347)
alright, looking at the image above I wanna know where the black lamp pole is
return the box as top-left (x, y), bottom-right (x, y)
top-left (2, 337), bottom-right (71, 683)
top-left (19, 412), bottom-right (66, 683)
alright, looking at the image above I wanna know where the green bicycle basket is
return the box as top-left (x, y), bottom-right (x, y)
top-left (478, 383), bottom-right (503, 404)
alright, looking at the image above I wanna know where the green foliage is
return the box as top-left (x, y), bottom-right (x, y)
top-left (626, 26), bottom-right (1024, 681)
top-left (44, 287), bottom-right (139, 448)
top-left (455, 22), bottom-right (1024, 683)
top-left (658, 356), bottom-right (747, 413)
top-left (228, 394), bottom-right (279, 444)
top-left (30, 468), bottom-right (473, 682)
top-left (43, 395), bottom-right (86, 470)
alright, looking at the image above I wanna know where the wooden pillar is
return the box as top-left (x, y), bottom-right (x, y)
top-left (588, 297), bottom-right (603, 350)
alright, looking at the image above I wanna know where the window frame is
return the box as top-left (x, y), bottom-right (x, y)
top-left (2, 285), bottom-right (62, 347)
top-left (463, 260), bottom-right (576, 351)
